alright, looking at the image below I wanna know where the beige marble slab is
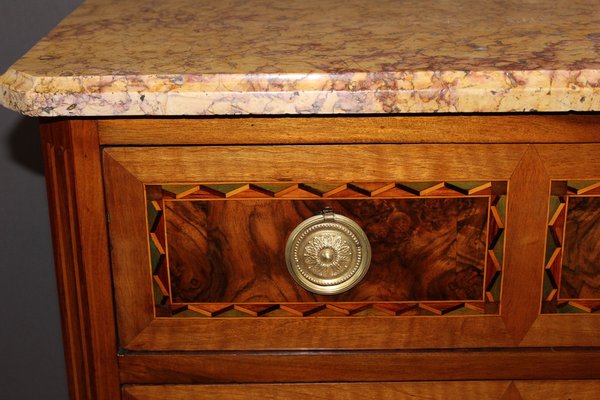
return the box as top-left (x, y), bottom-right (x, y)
top-left (1, 0), bottom-right (599, 116)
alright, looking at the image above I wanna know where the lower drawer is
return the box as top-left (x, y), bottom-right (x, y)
top-left (122, 381), bottom-right (600, 400)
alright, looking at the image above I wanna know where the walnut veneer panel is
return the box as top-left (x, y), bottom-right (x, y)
top-left (561, 196), bottom-right (600, 299)
top-left (166, 197), bottom-right (488, 303)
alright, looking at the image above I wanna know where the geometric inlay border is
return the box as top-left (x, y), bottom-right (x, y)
top-left (146, 181), bottom-right (508, 318)
top-left (542, 180), bottom-right (600, 314)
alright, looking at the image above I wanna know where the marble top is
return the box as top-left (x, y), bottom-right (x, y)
top-left (1, 0), bottom-right (599, 116)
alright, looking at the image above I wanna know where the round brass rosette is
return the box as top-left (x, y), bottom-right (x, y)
top-left (285, 210), bottom-right (371, 295)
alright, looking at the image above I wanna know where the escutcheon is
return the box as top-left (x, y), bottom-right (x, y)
top-left (285, 208), bottom-right (371, 295)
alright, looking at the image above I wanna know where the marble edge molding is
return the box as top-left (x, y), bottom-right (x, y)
top-left (1, 67), bottom-right (599, 116)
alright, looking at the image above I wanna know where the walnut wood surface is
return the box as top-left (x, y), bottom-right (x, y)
top-left (104, 144), bottom-right (528, 183)
top-left (40, 120), bottom-right (120, 400)
top-left (97, 114), bottom-right (600, 145)
top-left (499, 147), bottom-right (550, 344)
top-left (122, 380), bottom-right (600, 400)
top-left (166, 197), bottom-right (488, 303)
top-left (118, 349), bottom-right (600, 383)
top-left (122, 382), bottom-right (510, 400)
top-left (104, 143), bottom-right (523, 350)
top-left (125, 316), bottom-right (513, 350)
top-left (536, 144), bottom-right (600, 178)
top-left (103, 153), bottom-right (155, 346)
top-left (561, 196), bottom-right (600, 299)
top-left (37, 116), bottom-right (600, 400)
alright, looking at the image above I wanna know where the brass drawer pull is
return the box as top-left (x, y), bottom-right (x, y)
top-left (285, 208), bottom-right (371, 295)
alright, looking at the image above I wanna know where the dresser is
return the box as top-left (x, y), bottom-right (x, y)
top-left (1, 0), bottom-right (599, 399)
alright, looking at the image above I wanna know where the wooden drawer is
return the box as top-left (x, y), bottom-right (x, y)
top-left (122, 381), bottom-right (600, 400)
top-left (103, 143), bottom-right (600, 351)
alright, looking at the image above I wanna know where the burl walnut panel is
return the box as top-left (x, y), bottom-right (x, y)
top-left (165, 197), bottom-right (489, 303)
top-left (561, 196), bottom-right (600, 299)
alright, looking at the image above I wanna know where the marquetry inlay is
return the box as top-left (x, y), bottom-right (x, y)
top-left (145, 181), bottom-right (507, 318)
top-left (542, 180), bottom-right (600, 314)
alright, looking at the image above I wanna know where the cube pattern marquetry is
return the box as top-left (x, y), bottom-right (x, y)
top-left (542, 180), bottom-right (600, 314)
top-left (146, 181), bottom-right (507, 318)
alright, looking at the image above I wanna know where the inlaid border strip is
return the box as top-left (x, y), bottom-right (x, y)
top-left (146, 181), bottom-right (507, 318)
top-left (542, 180), bottom-right (600, 314)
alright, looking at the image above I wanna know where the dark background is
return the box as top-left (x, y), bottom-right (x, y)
top-left (1, 1), bottom-right (82, 398)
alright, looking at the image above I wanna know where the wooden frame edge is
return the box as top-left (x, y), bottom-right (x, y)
top-left (118, 348), bottom-right (600, 384)
top-left (40, 119), bottom-right (120, 400)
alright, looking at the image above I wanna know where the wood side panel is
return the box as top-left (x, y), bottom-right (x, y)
top-left (122, 381), bottom-right (512, 400)
top-left (125, 316), bottom-right (512, 350)
top-left (500, 146), bottom-right (549, 344)
top-left (103, 153), bottom-right (155, 346)
top-left (118, 349), bottom-right (600, 384)
top-left (104, 144), bottom-right (528, 183)
top-left (166, 197), bottom-right (488, 303)
top-left (39, 120), bottom-right (120, 400)
top-left (97, 114), bottom-right (600, 145)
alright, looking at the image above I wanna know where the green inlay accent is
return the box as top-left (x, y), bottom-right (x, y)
top-left (150, 239), bottom-right (162, 274)
top-left (162, 185), bottom-right (199, 196)
top-left (398, 181), bottom-right (442, 193)
top-left (492, 230), bottom-right (505, 264)
top-left (558, 304), bottom-right (586, 314)
top-left (548, 196), bottom-right (561, 222)
top-left (348, 182), bottom-right (393, 194)
top-left (253, 183), bottom-right (296, 194)
top-left (353, 308), bottom-right (388, 317)
top-left (446, 181), bottom-right (490, 194)
top-left (216, 308), bottom-right (251, 318)
top-left (545, 231), bottom-right (558, 266)
top-left (301, 183), bottom-right (345, 195)
top-left (496, 196), bottom-right (507, 224)
top-left (174, 309), bottom-right (204, 318)
top-left (258, 308), bottom-right (289, 317)
top-left (202, 184), bottom-right (248, 195)
top-left (417, 308), bottom-right (437, 316)
top-left (542, 271), bottom-right (555, 299)
top-left (147, 202), bottom-right (160, 230)
top-left (153, 280), bottom-right (164, 305)
top-left (489, 272), bottom-right (502, 301)
top-left (567, 180), bottom-right (599, 193)
top-left (445, 306), bottom-right (480, 316)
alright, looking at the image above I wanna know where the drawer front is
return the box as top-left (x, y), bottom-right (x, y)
top-left (122, 381), bottom-right (600, 400)
top-left (103, 144), bottom-right (600, 351)
top-left (151, 187), bottom-right (500, 307)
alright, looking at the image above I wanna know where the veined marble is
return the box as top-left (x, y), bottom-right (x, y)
top-left (1, 0), bottom-right (599, 116)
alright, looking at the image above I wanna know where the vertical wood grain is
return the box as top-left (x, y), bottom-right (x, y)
top-left (40, 119), bottom-right (120, 400)
top-left (500, 146), bottom-right (550, 344)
